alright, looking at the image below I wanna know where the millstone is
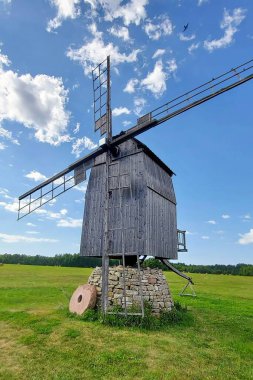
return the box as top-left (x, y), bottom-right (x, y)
top-left (69, 284), bottom-right (97, 315)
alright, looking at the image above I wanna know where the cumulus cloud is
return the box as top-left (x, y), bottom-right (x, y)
top-left (0, 141), bottom-right (6, 150)
top-left (73, 122), bottom-right (80, 134)
top-left (25, 170), bottom-right (48, 182)
top-left (124, 78), bottom-right (139, 94)
top-left (71, 136), bottom-right (97, 158)
top-left (103, 0), bottom-right (148, 26)
top-left (144, 15), bottom-right (173, 40)
top-left (134, 97), bottom-right (146, 116)
top-left (188, 42), bottom-right (200, 54)
top-left (108, 25), bottom-right (130, 41)
top-left (201, 235), bottom-right (210, 240)
top-left (47, 0), bottom-right (81, 32)
top-left (204, 8), bottom-right (246, 52)
top-left (67, 23), bottom-right (140, 75)
top-left (242, 214), bottom-right (251, 222)
top-left (141, 60), bottom-right (167, 98)
top-left (26, 222), bottom-right (36, 227)
top-left (207, 220), bottom-right (216, 225)
top-left (152, 49), bottom-right (166, 59)
top-left (0, 50), bottom-right (71, 146)
top-left (238, 229), bottom-right (253, 245)
top-left (0, 50), bottom-right (11, 71)
top-left (57, 217), bottom-right (82, 228)
top-left (122, 120), bottom-right (131, 127)
top-left (48, 0), bottom-right (148, 31)
top-left (0, 125), bottom-right (19, 146)
top-left (0, 232), bottom-right (58, 243)
top-left (179, 33), bottom-right (196, 41)
top-left (112, 107), bottom-right (131, 116)
top-left (0, 200), bottom-right (18, 213)
top-left (222, 214), bottom-right (230, 219)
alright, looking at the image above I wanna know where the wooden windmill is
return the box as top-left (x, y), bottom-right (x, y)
top-left (18, 57), bottom-right (253, 315)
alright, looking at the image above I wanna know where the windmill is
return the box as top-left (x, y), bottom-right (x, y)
top-left (18, 57), bottom-right (253, 316)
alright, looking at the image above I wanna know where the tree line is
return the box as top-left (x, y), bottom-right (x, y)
top-left (0, 253), bottom-right (252, 276)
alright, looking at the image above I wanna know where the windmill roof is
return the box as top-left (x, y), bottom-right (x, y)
top-left (133, 138), bottom-right (175, 176)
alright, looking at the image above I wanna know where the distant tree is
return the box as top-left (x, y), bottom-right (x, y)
top-left (0, 253), bottom-right (252, 276)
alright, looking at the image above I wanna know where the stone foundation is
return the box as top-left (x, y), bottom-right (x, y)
top-left (88, 266), bottom-right (173, 314)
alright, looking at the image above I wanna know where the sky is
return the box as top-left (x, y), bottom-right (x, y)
top-left (0, 0), bottom-right (252, 265)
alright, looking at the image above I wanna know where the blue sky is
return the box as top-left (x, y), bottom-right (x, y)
top-left (0, 0), bottom-right (252, 264)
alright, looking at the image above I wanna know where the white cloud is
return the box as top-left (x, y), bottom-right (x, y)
top-left (134, 97), bottom-right (146, 116)
top-left (201, 235), bottom-right (210, 240)
top-left (0, 141), bottom-right (6, 150)
top-left (0, 51), bottom-right (71, 146)
top-left (74, 182), bottom-right (88, 193)
top-left (0, 200), bottom-right (18, 213)
top-left (0, 232), bottom-right (58, 243)
top-left (198, 0), bottom-right (208, 5)
top-left (104, 0), bottom-right (148, 26)
top-left (238, 229), bottom-right (253, 245)
top-left (73, 122), bottom-right (80, 134)
top-left (204, 8), bottom-right (246, 52)
top-left (25, 170), bottom-right (48, 182)
top-left (141, 60), bottom-right (167, 98)
top-left (144, 15), bottom-right (173, 40)
top-left (35, 208), bottom-right (69, 220)
top-left (124, 78), bottom-right (139, 94)
top-left (47, 0), bottom-right (81, 32)
top-left (207, 220), bottom-right (216, 225)
top-left (167, 58), bottom-right (177, 74)
top-left (67, 24), bottom-right (141, 76)
top-left (26, 231), bottom-right (39, 235)
top-left (108, 25), bottom-right (130, 41)
top-left (242, 214), bottom-right (251, 222)
top-left (112, 107), bottom-right (131, 116)
top-left (122, 120), bottom-right (131, 127)
top-left (71, 136), bottom-right (97, 158)
top-left (0, 49), bottom-right (11, 71)
top-left (57, 217), bottom-right (82, 228)
top-left (188, 42), bottom-right (200, 54)
top-left (0, 125), bottom-right (19, 146)
top-left (48, 0), bottom-right (148, 29)
top-left (0, 187), bottom-right (12, 199)
top-left (179, 33), bottom-right (196, 41)
top-left (222, 214), bottom-right (230, 219)
top-left (152, 49), bottom-right (166, 59)
top-left (26, 222), bottom-right (36, 227)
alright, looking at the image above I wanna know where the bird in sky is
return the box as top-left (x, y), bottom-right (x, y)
top-left (183, 23), bottom-right (189, 32)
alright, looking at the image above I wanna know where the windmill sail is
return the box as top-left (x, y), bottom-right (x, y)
top-left (18, 147), bottom-right (104, 220)
top-left (111, 59), bottom-right (253, 147)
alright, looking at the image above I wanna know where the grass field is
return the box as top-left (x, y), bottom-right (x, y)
top-left (0, 264), bottom-right (252, 380)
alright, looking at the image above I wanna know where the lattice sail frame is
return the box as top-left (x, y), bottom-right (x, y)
top-left (18, 157), bottom-right (95, 220)
top-left (92, 56), bottom-right (112, 137)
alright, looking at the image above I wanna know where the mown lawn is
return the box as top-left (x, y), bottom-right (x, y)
top-left (0, 264), bottom-right (252, 380)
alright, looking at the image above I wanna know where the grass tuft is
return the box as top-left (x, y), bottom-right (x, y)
top-left (76, 301), bottom-right (191, 330)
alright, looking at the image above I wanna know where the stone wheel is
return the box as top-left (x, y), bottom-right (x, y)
top-left (69, 284), bottom-right (97, 315)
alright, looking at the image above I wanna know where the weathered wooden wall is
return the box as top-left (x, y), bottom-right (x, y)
top-left (80, 138), bottom-right (178, 259)
top-left (144, 154), bottom-right (178, 259)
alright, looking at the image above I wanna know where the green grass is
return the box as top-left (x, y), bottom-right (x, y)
top-left (0, 264), bottom-right (252, 380)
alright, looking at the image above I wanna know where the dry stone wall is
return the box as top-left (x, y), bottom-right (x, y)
top-left (88, 266), bottom-right (173, 314)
